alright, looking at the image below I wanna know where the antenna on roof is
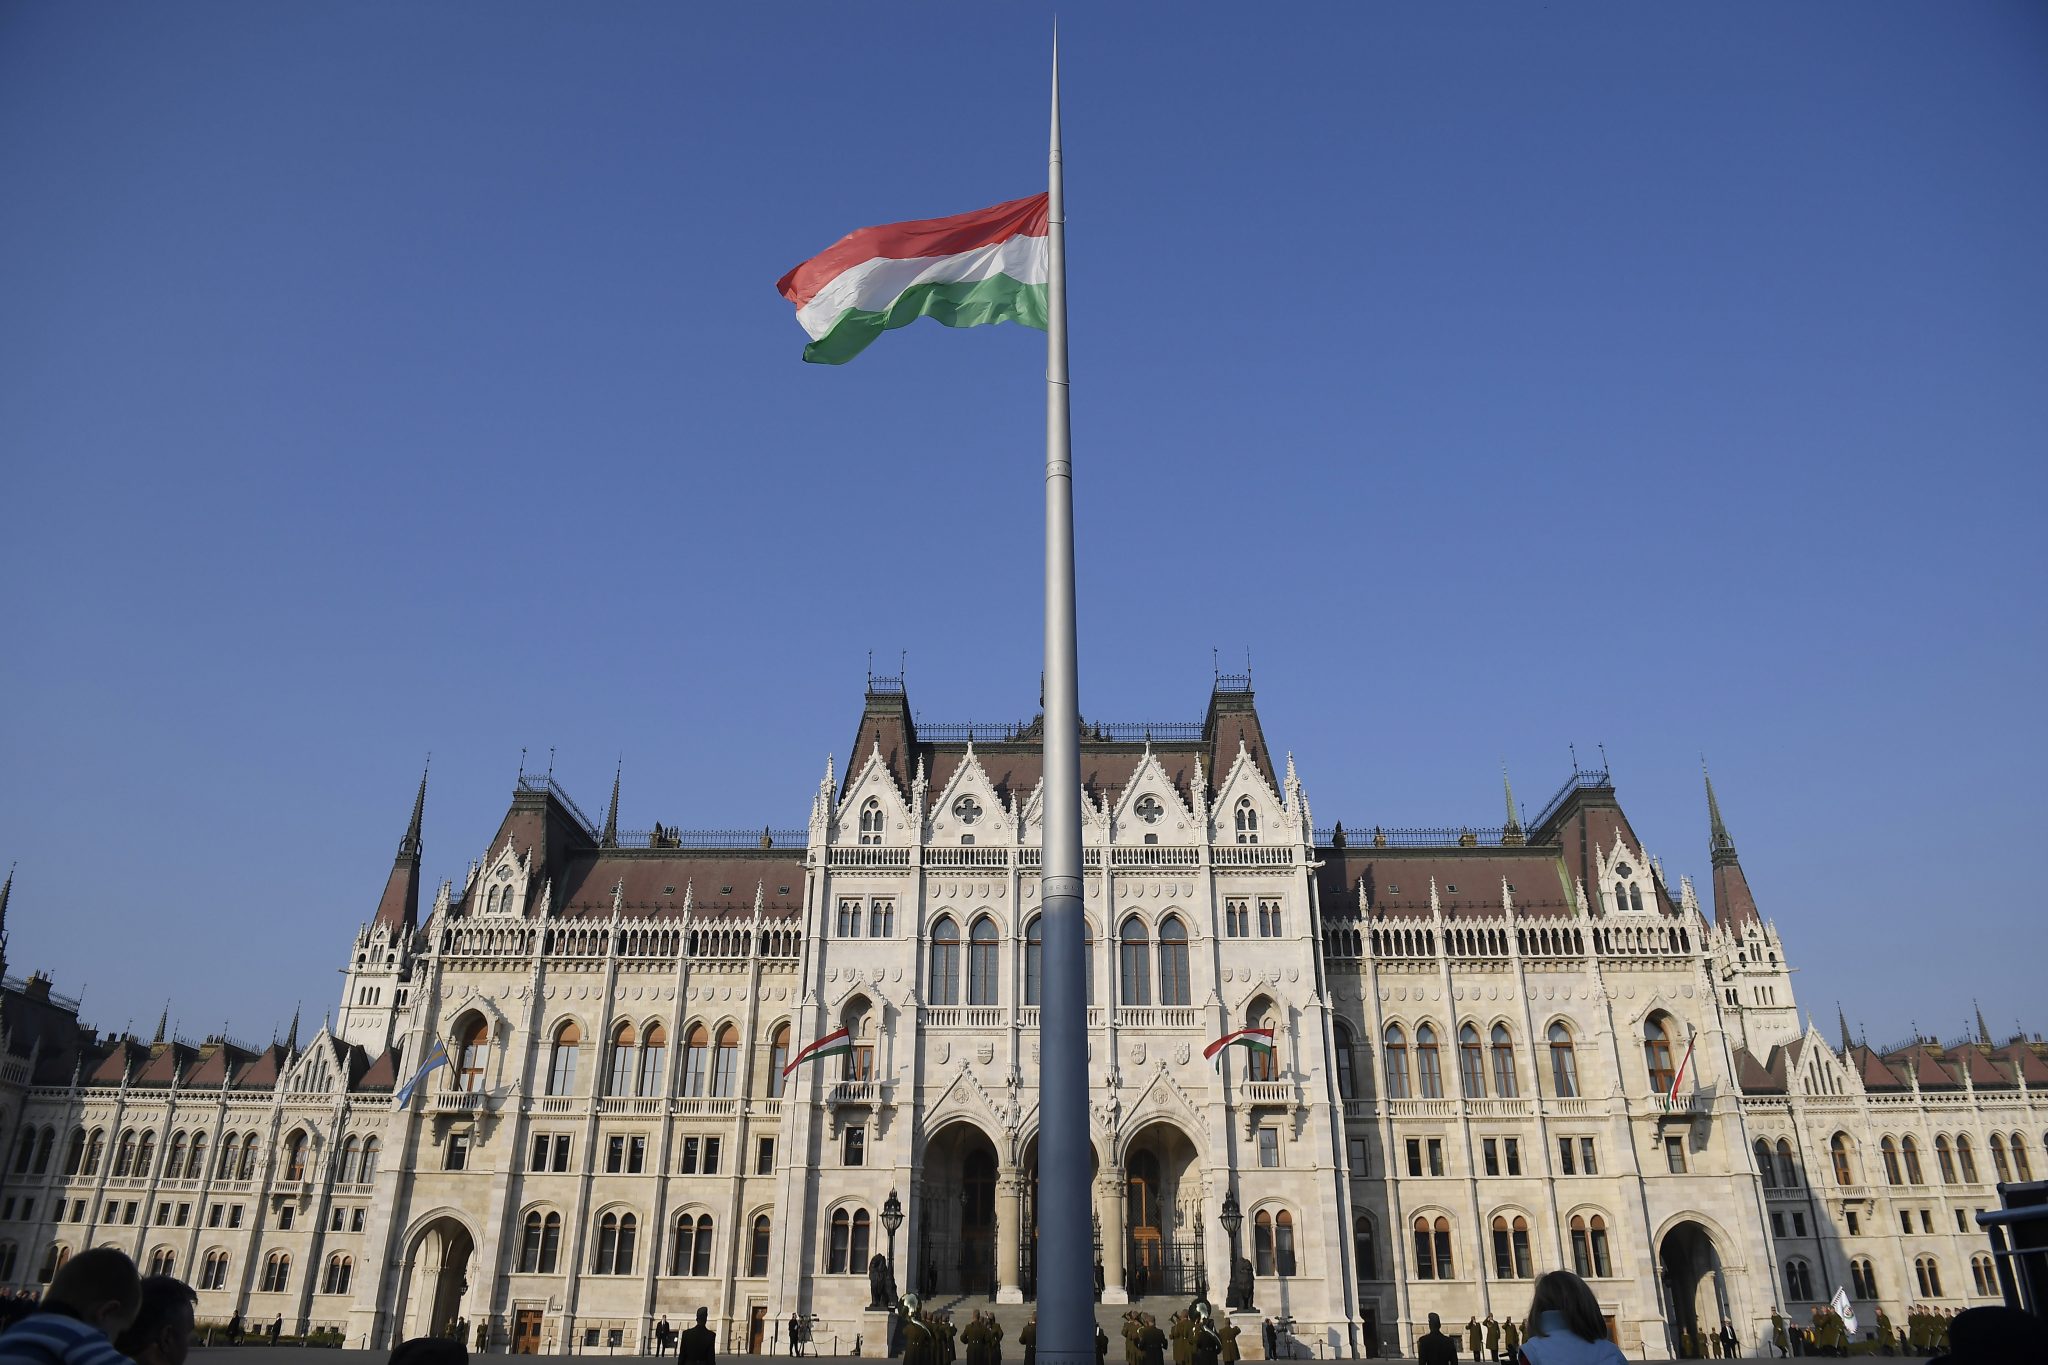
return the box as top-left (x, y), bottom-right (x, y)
top-left (518, 748), bottom-right (527, 782)
top-left (1569, 742), bottom-right (1578, 770)
top-left (899, 650), bottom-right (906, 680)
top-left (1597, 743), bottom-right (1609, 771)
top-left (546, 747), bottom-right (556, 781)
top-left (1212, 647), bottom-right (1219, 683)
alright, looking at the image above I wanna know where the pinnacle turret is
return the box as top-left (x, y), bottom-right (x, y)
top-left (1502, 765), bottom-right (1525, 846)
top-left (154, 1003), bottom-right (169, 1046)
top-left (0, 861), bottom-right (12, 937)
top-left (1703, 764), bottom-right (1761, 931)
top-left (373, 765), bottom-right (429, 933)
top-left (1976, 1001), bottom-right (1993, 1046)
top-left (1838, 1004), bottom-right (1852, 1054)
top-left (285, 1003), bottom-right (301, 1054)
top-left (400, 759), bottom-right (428, 858)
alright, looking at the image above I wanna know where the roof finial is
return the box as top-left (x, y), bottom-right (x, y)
top-left (1703, 760), bottom-right (1738, 865)
top-left (1838, 1003), bottom-right (1852, 1054)
top-left (154, 1002), bottom-right (169, 1045)
top-left (601, 759), bottom-right (622, 848)
top-left (1502, 763), bottom-right (1524, 844)
top-left (0, 861), bottom-right (12, 937)
top-left (285, 1003), bottom-right (301, 1054)
top-left (545, 746), bottom-right (556, 781)
top-left (1976, 1000), bottom-right (1993, 1046)
top-left (518, 746), bottom-right (527, 782)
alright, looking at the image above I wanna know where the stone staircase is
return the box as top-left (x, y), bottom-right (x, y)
top-left (912, 1297), bottom-right (1274, 1359)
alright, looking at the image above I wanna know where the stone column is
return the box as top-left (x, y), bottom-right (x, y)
top-left (1098, 1171), bottom-right (1128, 1304)
top-left (997, 1171), bottom-right (1025, 1303)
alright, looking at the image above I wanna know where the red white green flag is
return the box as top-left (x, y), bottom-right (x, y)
top-left (782, 1026), bottom-right (854, 1077)
top-left (777, 193), bottom-right (1050, 365)
top-left (1203, 1027), bottom-right (1275, 1066)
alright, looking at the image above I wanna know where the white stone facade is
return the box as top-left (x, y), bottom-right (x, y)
top-left (0, 683), bottom-right (2037, 1360)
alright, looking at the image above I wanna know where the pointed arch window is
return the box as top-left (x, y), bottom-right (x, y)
top-left (1755, 1138), bottom-right (1777, 1188)
top-left (1157, 917), bottom-right (1191, 1006)
top-left (1851, 1257), bottom-right (1879, 1300)
top-left (928, 918), bottom-right (961, 1006)
top-left (548, 1022), bottom-right (582, 1096)
top-left (638, 1023), bottom-right (668, 1097)
top-left (518, 1211), bottom-right (562, 1273)
top-left (2013, 1133), bottom-right (2034, 1181)
top-left (1353, 1214), bottom-right (1377, 1280)
top-left (63, 1129), bottom-right (86, 1177)
top-left (858, 800), bottom-right (883, 845)
top-left (166, 1134), bottom-right (188, 1181)
top-left (670, 1213), bottom-right (714, 1276)
top-left (1253, 1210), bottom-right (1275, 1276)
top-left (968, 917), bottom-right (1001, 1006)
top-left (1235, 799), bottom-right (1259, 845)
top-left (1569, 1215), bottom-right (1612, 1278)
top-left (1491, 1215), bottom-right (1532, 1279)
top-left (114, 1130), bottom-right (136, 1178)
top-left (1776, 1138), bottom-right (1801, 1189)
top-left (239, 1133), bottom-right (260, 1181)
top-left (712, 1025), bottom-right (740, 1097)
top-left (1333, 1023), bottom-right (1356, 1101)
top-left (1415, 1024), bottom-right (1443, 1099)
top-left (1548, 1023), bottom-right (1579, 1098)
top-left (186, 1131), bottom-right (207, 1180)
top-left (1643, 1015), bottom-right (1676, 1094)
top-left (1458, 1025), bottom-right (1486, 1097)
top-left (608, 1023), bottom-right (639, 1097)
top-left (321, 1254), bottom-right (352, 1295)
top-left (1023, 918), bottom-right (1043, 1006)
top-left (749, 1214), bottom-right (772, 1277)
top-left (1411, 1216), bottom-right (1453, 1280)
top-left (1490, 1025), bottom-right (1518, 1098)
top-left (1936, 1135), bottom-right (1957, 1184)
top-left (682, 1025), bottom-right (709, 1097)
top-left (1831, 1132), bottom-right (1855, 1186)
top-left (132, 1131), bottom-right (156, 1179)
top-left (1630, 884), bottom-right (1644, 913)
top-left (455, 1017), bottom-right (489, 1093)
top-left (338, 1137), bottom-right (361, 1184)
top-left (83, 1129), bottom-right (105, 1177)
top-left (1902, 1135), bottom-right (1924, 1185)
top-left (200, 1251), bottom-right (230, 1292)
top-left (1882, 1137), bottom-right (1903, 1186)
top-left (1957, 1134), bottom-right (1978, 1183)
top-left (1245, 1001), bottom-right (1276, 1082)
top-left (260, 1252), bottom-right (291, 1294)
top-left (1119, 917), bottom-right (1152, 1007)
top-left (282, 1133), bottom-right (306, 1183)
top-left (767, 1024), bottom-right (790, 1099)
top-left (1383, 1025), bottom-right (1410, 1100)
top-left (1991, 1134), bottom-right (2011, 1183)
top-left (148, 1247), bottom-right (176, 1278)
top-left (360, 1137), bottom-right (379, 1182)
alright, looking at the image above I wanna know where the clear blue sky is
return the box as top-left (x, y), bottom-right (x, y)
top-left (2, 3), bottom-right (2043, 1051)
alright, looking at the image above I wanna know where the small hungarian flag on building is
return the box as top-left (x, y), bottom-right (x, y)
top-left (777, 194), bottom-right (1050, 364)
top-left (1203, 1027), bottom-right (1275, 1066)
top-left (1665, 1030), bottom-right (1697, 1109)
top-left (783, 1026), bottom-right (854, 1077)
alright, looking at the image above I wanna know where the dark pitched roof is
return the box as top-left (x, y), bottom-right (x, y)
top-left (1315, 849), bottom-right (1578, 920)
top-left (88, 1039), bottom-right (149, 1087)
top-left (1956, 1047), bottom-right (2015, 1089)
top-left (233, 1043), bottom-right (288, 1091)
top-left (1734, 1046), bottom-right (1785, 1094)
top-left (1995, 1043), bottom-right (2048, 1086)
top-left (549, 849), bottom-right (807, 918)
top-left (355, 1046), bottom-right (399, 1093)
top-left (1848, 1045), bottom-right (1908, 1091)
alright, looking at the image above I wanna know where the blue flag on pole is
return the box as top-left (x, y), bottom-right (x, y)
top-left (395, 1037), bottom-right (450, 1106)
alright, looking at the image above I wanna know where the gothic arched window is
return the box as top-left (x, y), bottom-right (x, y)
top-left (1119, 917), bottom-right (1151, 1007)
top-left (1549, 1023), bottom-right (1579, 1097)
top-left (1235, 799), bottom-right (1259, 845)
top-left (1490, 1024), bottom-right (1518, 1098)
top-left (1383, 1025), bottom-right (1409, 1100)
top-left (1157, 916), bottom-right (1191, 1006)
top-left (1458, 1025), bottom-right (1486, 1097)
top-left (608, 1023), bottom-right (639, 1097)
top-left (712, 1025), bottom-right (740, 1097)
top-left (1416, 1024), bottom-right (1443, 1099)
top-left (548, 1021), bottom-right (581, 1096)
top-left (638, 1023), bottom-right (668, 1098)
top-left (1777, 1138), bottom-right (1801, 1189)
top-left (968, 917), bottom-right (1001, 1006)
top-left (858, 800), bottom-right (883, 845)
top-left (928, 918), bottom-right (961, 1006)
top-left (1643, 1014), bottom-right (1676, 1095)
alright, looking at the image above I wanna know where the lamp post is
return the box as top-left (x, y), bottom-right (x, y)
top-left (1219, 1192), bottom-right (1245, 1312)
top-left (882, 1189), bottom-right (904, 1289)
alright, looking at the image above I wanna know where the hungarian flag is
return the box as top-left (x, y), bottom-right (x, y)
top-left (1203, 1027), bottom-right (1275, 1066)
top-left (395, 1036), bottom-right (450, 1106)
top-left (1666, 1031), bottom-right (1697, 1108)
top-left (783, 1026), bottom-right (855, 1077)
top-left (777, 194), bottom-right (1049, 364)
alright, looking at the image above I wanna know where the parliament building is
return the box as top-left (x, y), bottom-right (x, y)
top-left (0, 676), bottom-right (2040, 1358)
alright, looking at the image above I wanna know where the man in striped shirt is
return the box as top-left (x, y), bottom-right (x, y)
top-left (0, 1248), bottom-right (141, 1365)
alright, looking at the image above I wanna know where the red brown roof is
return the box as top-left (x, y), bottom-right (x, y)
top-left (1734, 1046), bottom-right (1785, 1094)
top-left (1315, 849), bottom-right (1579, 920)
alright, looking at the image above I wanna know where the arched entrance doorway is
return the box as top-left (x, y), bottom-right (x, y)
top-left (1016, 1132), bottom-right (1100, 1302)
top-left (1122, 1121), bottom-right (1204, 1300)
top-left (1659, 1221), bottom-right (1727, 1359)
top-left (398, 1216), bottom-right (476, 1342)
top-left (920, 1123), bottom-right (1002, 1297)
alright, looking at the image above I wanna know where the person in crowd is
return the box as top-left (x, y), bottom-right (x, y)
top-left (1217, 1314), bottom-right (1240, 1365)
top-left (1466, 1317), bottom-right (1483, 1361)
top-left (266, 1316), bottom-right (281, 1345)
top-left (1503, 1316), bottom-right (1519, 1360)
top-left (1516, 1270), bottom-right (1626, 1365)
top-left (1092, 1322), bottom-right (1108, 1365)
top-left (1415, 1312), bottom-right (1457, 1365)
top-left (112, 1277), bottom-right (196, 1365)
top-left (1021, 1314), bottom-right (1036, 1365)
top-left (1771, 1308), bottom-right (1788, 1359)
top-left (678, 1307), bottom-right (716, 1365)
top-left (1484, 1314), bottom-right (1500, 1362)
top-left (0, 1247), bottom-right (142, 1365)
top-left (390, 1339), bottom-right (467, 1365)
top-left (1136, 1314), bottom-right (1166, 1365)
top-left (1927, 1304), bottom-right (2048, 1364)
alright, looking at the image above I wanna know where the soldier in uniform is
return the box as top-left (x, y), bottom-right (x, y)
top-left (1502, 1317), bottom-right (1519, 1360)
top-left (1484, 1314), bottom-right (1500, 1362)
top-left (1466, 1318), bottom-right (1482, 1360)
top-left (987, 1312), bottom-right (1006, 1365)
top-left (1123, 1313), bottom-right (1141, 1365)
top-left (1217, 1315), bottom-right (1240, 1365)
top-left (1190, 1304), bottom-right (1220, 1365)
top-left (1771, 1308), bottom-right (1788, 1359)
top-left (1094, 1323), bottom-right (1108, 1365)
top-left (1136, 1314), bottom-right (1167, 1365)
top-left (1170, 1312), bottom-right (1191, 1365)
top-left (1021, 1315), bottom-right (1037, 1365)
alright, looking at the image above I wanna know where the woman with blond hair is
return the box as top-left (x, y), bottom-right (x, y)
top-left (1515, 1270), bottom-right (1626, 1365)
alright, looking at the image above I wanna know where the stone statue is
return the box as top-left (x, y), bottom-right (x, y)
top-left (869, 1252), bottom-right (895, 1310)
top-left (1226, 1256), bottom-right (1254, 1313)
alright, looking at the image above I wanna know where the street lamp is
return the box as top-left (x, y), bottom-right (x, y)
top-left (882, 1189), bottom-right (904, 1289)
top-left (1219, 1191), bottom-right (1247, 1312)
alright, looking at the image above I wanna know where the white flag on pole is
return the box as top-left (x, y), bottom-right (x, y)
top-left (1830, 1287), bottom-right (1858, 1337)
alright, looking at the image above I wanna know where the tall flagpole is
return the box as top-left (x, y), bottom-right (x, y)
top-left (1038, 28), bottom-right (1095, 1365)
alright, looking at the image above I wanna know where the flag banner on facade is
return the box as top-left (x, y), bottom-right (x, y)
top-left (783, 1026), bottom-right (854, 1077)
top-left (1830, 1288), bottom-right (1857, 1336)
top-left (394, 1036), bottom-right (449, 1106)
top-left (1203, 1027), bottom-right (1275, 1065)
top-left (777, 194), bottom-right (1050, 364)
top-left (1665, 1029), bottom-right (1698, 1109)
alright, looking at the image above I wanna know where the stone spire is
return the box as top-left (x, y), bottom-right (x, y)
top-left (373, 763), bottom-right (430, 933)
top-left (154, 1003), bottom-right (169, 1046)
top-left (285, 1003), bottom-right (301, 1054)
top-left (0, 862), bottom-right (12, 938)
top-left (601, 761), bottom-right (621, 848)
top-left (1838, 1004), bottom-right (1853, 1054)
top-left (1703, 764), bottom-right (1761, 931)
top-left (1976, 1001), bottom-right (1993, 1046)
top-left (1501, 765), bottom-right (1525, 846)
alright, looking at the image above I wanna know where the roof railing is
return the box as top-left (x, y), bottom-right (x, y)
top-left (612, 828), bottom-right (808, 850)
top-left (516, 774), bottom-right (599, 838)
top-left (915, 719), bottom-right (1206, 743)
top-left (1528, 766), bottom-right (1613, 831)
top-left (1314, 826), bottom-right (1519, 849)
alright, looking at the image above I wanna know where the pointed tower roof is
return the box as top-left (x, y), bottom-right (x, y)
top-left (1501, 766), bottom-right (1525, 846)
top-left (1838, 1004), bottom-right (1853, 1055)
top-left (153, 1003), bottom-right (169, 1046)
top-left (0, 862), bottom-right (12, 937)
top-left (601, 762), bottom-right (622, 849)
top-left (373, 762), bottom-right (429, 932)
top-left (1976, 1001), bottom-right (1993, 1046)
top-left (1703, 765), bottom-right (1761, 930)
top-left (285, 1003), bottom-right (300, 1054)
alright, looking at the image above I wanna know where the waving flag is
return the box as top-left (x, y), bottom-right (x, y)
top-left (395, 1036), bottom-right (450, 1106)
top-left (783, 1027), bottom-right (854, 1077)
top-left (1830, 1287), bottom-right (1858, 1336)
top-left (1203, 1027), bottom-right (1275, 1066)
top-left (1666, 1030), bottom-right (1698, 1109)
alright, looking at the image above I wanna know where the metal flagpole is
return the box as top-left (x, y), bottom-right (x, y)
top-left (1037, 28), bottom-right (1095, 1365)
